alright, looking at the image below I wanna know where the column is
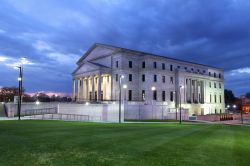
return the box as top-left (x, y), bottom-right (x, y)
top-left (92, 76), bottom-right (95, 101)
top-left (196, 80), bottom-right (199, 102)
top-left (201, 81), bottom-right (205, 103)
top-left (189, 79), bottom-right (192, 102)
top-left (98, 74), bottom-right (102, 101)
top-left (191, 79), bottom-right (194, 103)
top-left (79, 78), bottom-right (82, 101)
top-left (86, 77), bottom-right (89, 100)
top-left (72, 79), bottom-right (76, 101)
top-left (81, 77), bottom-right (84, 101)
top-left (77, 79), bottom-right (80, 101)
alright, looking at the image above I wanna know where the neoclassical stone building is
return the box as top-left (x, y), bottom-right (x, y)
top-left (72, 43), bottom-right (225, 115)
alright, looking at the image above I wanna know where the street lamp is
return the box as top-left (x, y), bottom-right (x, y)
top-left (119, 75), bottom-right (124, 123)
top-left (35, 100), bottom-right (40, 105)
top-left (179, 85), bottom-right (184, 124)
top-left (17, 66), bottom-right (23, 120)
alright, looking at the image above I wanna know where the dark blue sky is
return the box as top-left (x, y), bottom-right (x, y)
top-left (0, 0), bottom-right (249, 96)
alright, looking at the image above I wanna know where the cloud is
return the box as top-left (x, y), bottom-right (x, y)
top-left (229, 67), bottom-right (250, 75)
top-left (0, 29), bottom-right (6, 34)
top-left (0, 0), bottom-right (250, 95)
top-left (0, 56), bottom-right (9, 62)
top-left (0, 55), bottom-right (34, 69)
top-left (46, 52), bottom-right (80, 65)
top-left (32, 40), bottom-right (53, 51)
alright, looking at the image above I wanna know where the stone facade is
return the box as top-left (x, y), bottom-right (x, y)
top-left (72, 43), bottom-right (225, 116)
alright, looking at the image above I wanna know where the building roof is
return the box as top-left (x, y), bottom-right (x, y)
top-left (78, 43), bottom-right (224, 71)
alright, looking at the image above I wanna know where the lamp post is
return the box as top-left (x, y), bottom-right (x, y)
top-left (179, 85), bottom-right (183, 124)
top-left (17, 66), bottom-right (23, 120)
top-left (118, 75), bottom-right (124, 123)
top-left (227, 105), bottom-right (230, 113)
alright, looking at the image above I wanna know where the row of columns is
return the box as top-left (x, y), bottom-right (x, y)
top-left (72, 74), bottom-right (111, 101)
top-left (186, 79), bottom-right (205, 103)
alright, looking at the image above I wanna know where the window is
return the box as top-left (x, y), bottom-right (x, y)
top-left (177, 66), bottom-right (180, 69)
top-left (170, 65), bottom-right (173, 71)
top-left (210, 94), bottom-right (212, 103)
top-left (197, 69), bottom-right (200, 72)
top-left (116, 74), bottom-right (118, 82)
top-left (215, 109), bottom-right (217, 114)
top-left (154, 75), bottom-right (157, 82)
top-left (214, 95), bottom-right (217, 103)
top-left (214, 82), bottom-right (216, 88)
top-left (203, 70), bottom-right (206, 73)
top-left (79, 80), bottom-right (82, 86)
top-left (142, 74), bottom-right (145, 82)
top-left (219, 73), bottom-right (221, 78)
top-left (162, 76), bottom-right (165, 83)
top-left (154, 62), bottom-right (157, 69)
top-left (219, 83), bottom-right (221, 89)
top-left (209, 72), bottom-right (211, 76)
top-left (209, 82), bottom-right (211, 88)
top-left (214, 73), bottom-right (216, 78)
top-left (129, 74), bottom-right (132, 82)
top-left (170, 77), bottom-right (174, 84)
top-left (191, 68), bottom-right (194, 71)
top-left (220, 95), bottom-right (222, 103)
top-left (185, 67), bottom-right (187, 70)
top-left (162, 63), bottom-right (165, 70)
top-left (170, 91), bottom-right (174, 102)
top-left (142, 90), bottom-right (145, 101)
top-left (142, 61), bottom-right (145, 68)
top-left (129, 61), bottom-right (132, 68)
top-left (153, 90), bottom-right (157, 100)
top-left (162, 91), bottom-right (166, 101)
top-left (107, 76), bottom-right (109, 83)
top-left (128, 90), bottom-right (132, 101)
top-left (116, 61), bottom-right (118, 68)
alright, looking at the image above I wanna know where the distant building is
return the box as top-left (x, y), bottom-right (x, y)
top-left (240, 96), bottom-right (250, 113)
top-left (72, 43), bottom-right (225, 115)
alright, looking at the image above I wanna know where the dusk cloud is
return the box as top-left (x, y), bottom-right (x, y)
top-left (0, 0), bottom-right (249, 95)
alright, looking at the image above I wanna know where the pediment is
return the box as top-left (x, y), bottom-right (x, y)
top-left (77, 44), bottom-right (117, 65)
top-left (73, 61), bottom-right (111, 75)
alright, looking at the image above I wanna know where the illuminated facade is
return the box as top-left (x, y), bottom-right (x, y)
top-left (72, 43), bottom-right (225, 115)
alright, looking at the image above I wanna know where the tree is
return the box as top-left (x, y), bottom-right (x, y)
top-left (224, 89), bottom-right (236, 104)
top-left (0, 87), bottom-right (20, 102)
top-left (22, 94), bottom-right (35, 102)
top-left (245, 92), bottom-right (250, 99)
top-left (36, 93), bottom-right (50, 102)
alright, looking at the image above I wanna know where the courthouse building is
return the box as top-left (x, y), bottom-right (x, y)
top-left (72, 43), bottom-right (225, 115)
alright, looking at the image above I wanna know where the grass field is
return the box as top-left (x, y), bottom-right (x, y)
top-left (0, 121), bottom-right (250, 166)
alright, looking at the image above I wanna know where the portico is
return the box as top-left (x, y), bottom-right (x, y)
top-left (72, 61), bottom-right (112, 102)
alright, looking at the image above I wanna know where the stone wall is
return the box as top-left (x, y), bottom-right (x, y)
top-left (124, 101), bottom-right (189, 120)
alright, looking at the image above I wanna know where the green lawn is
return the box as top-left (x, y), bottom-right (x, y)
top-left (0, 121), bottom-right (250, 166)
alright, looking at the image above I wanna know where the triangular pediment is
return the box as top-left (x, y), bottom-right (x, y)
top-left (73, 61), bottom-right (110, 75)
top-left (77, 43), bottom-right (117, 65)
